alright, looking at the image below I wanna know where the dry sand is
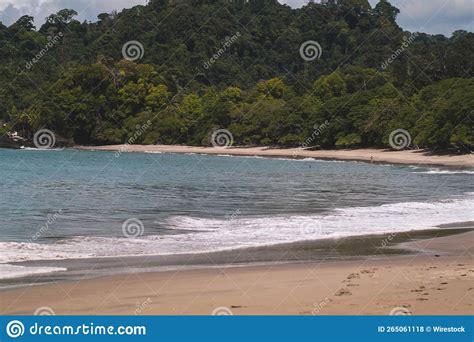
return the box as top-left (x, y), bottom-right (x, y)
top-left (76, 145), bottom-right (473, 168)
top-left (1, 231), bottom-right (472, 315)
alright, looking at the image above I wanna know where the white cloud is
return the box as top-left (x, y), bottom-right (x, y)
top-left (0, 0), bottom-right (472, 36)
top-left (0, 0), bottom-right (147, 27)
top-left (386, 0), bottom-right (473, 35)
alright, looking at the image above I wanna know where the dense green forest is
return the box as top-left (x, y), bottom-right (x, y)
top-left (0, 0), bottom-right (473, 150)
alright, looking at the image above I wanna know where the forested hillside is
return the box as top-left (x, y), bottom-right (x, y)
top-left (0, 0), bottom-right (473, 149)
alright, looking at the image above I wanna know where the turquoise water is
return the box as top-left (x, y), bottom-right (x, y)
top-left (0, 148), bottom-right (472, 278)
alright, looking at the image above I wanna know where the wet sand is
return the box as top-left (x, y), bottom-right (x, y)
top-left (1, 230), bottom-right (472, 315)
top-left (76, 145), bottom-right (473, 168)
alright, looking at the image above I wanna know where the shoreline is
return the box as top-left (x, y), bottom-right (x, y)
top-left (1, 228), bottom-right (472, 315)
top-left (1, 225), bottom-right (471, 290)
top-left (75, 145), bottom-right (474, 169)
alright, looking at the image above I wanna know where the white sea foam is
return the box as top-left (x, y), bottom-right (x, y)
top-left (21, 147), bottom-right (64, 151)
top-left (0, 194), bottom-right (472, 279)
top-left (0, 264), bottom-right (66, 280)
top-left (417, 168), bottom-right (474, 175)
top-left (301, 158), bottom-right (352, 164)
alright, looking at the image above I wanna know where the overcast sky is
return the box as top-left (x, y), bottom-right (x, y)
top-left (0, 0), bottom-right (472, 36)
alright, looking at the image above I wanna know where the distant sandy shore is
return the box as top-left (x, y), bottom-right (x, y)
top-left (76, 145), bottom-right (473, 168)
top-left (1, 231), bottom-right (472, 315)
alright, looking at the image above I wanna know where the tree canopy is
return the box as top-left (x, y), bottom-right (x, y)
top-left (0, 0), bottom-right (472, 150)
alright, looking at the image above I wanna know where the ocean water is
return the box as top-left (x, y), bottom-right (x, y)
top-left (0, 148), bottom-right (473, 279)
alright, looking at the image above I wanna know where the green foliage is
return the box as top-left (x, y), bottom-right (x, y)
top-left (336, 133), bottom-right (362, 148)
top-left (0, 0), bottom-right (472, 150)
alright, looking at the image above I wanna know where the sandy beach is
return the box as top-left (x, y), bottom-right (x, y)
top-left (1, 230), bottom-right (472, 315)
top-left (76, 145), bottom-right (474, 168)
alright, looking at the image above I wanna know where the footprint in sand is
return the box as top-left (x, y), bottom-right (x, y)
top-left (361, 269), bottom-right (377, 277)
top-left (346, 273), bottom-right (360, 280)
top-left (411, 285), bottom-right (426, 293)
top-left (335, 289), bottom-right (352, 296)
